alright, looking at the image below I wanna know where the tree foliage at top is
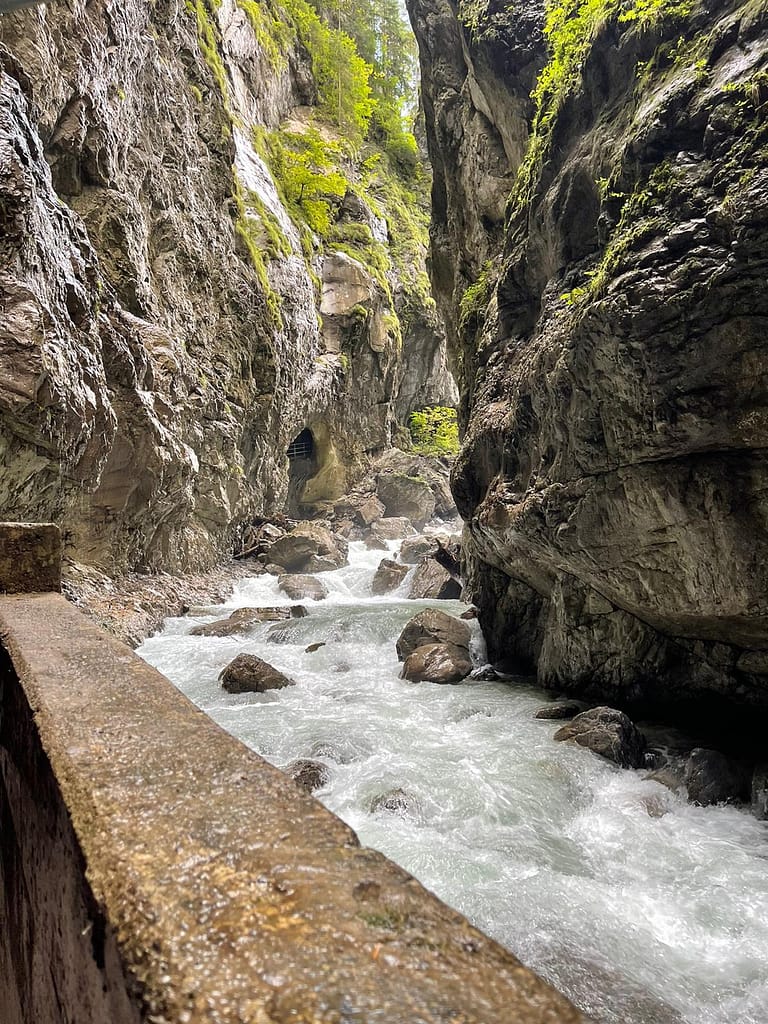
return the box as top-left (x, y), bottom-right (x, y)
top-left (291, 0), bottom-right (420, 162)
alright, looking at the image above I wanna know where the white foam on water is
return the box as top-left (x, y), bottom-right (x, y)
top-left (138, 539), bottom-right (768, 1024)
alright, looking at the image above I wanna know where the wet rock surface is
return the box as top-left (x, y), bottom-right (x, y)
top-left (396, 608), bottom-right (472, 661)
top-left (400, 642), bottom-right (473, 685)
top-left (554, 707), bottom-right (646, 770)
top-left (399, 535), bottom-right (437, 564)
top-left (267, 522), bottom-right (348, 574)
top-left (409, 556), bottom-right (462, 600)
top-left (278, 573), bottom-right (328, 601)
top-left (534, 702), bottom-right (583, 721)
top-left (376, 472), bottom-right (436, 526)
top-left (285, 758), bottom-right (330, 793)
top-left (369, 787), bottom-right (423, 819)
top-left (683, 748), bottom-right (753, 807)
top-left (0, 0), bottom-right (453, 579)
top-left (219, 653), bottom-right (295, 693)
top-left (409, 0), bottom-right (768, 710)
top-left (189, 605), bottom-right (293, 637)
top-left (370, 516), bottom-right (417, 542)
top-left (371, 558), bottom-right (410, 596)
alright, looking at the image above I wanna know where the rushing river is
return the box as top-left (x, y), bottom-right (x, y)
top-left (138, 537), bottom-right (768, 1024)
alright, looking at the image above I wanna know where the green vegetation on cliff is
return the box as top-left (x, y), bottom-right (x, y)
top-left (187, 0), bottom-right (430, 334)
top-left (408, 406), bottom-right (460, 457)
top-left (511, 0), bottom-right (696, 211)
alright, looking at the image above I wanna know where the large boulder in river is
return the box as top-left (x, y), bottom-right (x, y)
top-left (683, 748), bottom-right (753, 806)
top-left (408, 557), bottom-right (461, 600)
top-left (399, 535), bottom-right (437, 565)
top-left (396, 608), bottom-right (471, 661)
top-left (376, 472), bottom-right (436, 526)
top-left (219, 654), bottom-right (294, 693)
top-left (371, 558), bottom-right (409, 595)
top-left (400, 643), bottom-right (472, 684)
top-left (189, 605), bottom-right (303, 637)
top-left (278, 574), bottom-right (328, 601)
top-left (370, 517), bottom-right (416, 542)
top-left (266, 522), bottom-right (348, 573)
top-left (554, 707), bottom-right (646, 769)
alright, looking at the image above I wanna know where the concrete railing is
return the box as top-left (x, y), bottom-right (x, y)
top-left (0, 524), bottom-right (585, 1023)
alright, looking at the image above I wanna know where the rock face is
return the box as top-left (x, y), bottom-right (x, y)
top-left (409, 0), bottom-right (768, 709)
top-left (219, 653), bottom-right (294, 693)
top-left (0, 1), bottom-right (454, 576)
top-left (553, 707), bottom-right (646, 769)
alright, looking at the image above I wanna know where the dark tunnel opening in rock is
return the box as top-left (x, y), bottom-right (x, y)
top-left (287, 428), bottom-right (319, 516)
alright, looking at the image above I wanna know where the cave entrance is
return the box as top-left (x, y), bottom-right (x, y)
top-left (286, 428), bottom-right (319, 516)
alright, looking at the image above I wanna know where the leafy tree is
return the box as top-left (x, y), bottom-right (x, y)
top-left (408, 407), bottom-right (460, 457)
top-left (263, 128), bottom-right (348, 235)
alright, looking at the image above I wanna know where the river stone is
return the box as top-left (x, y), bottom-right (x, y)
top-left (535, 702), bottom-right (583, 721)
top-left (370, 517), bottom-right (416, 541)
top-left (266, 522), bottom-right (347, 573)
top-left (263, 563), bottom-right (287, 576)
top-left (358, 494), bottom-right (385, 526)
top-left (470, 664), bottom-right (501, 681)
top-left (305, 642), bottom-right (326, 653)
top-left (752, 765), bottom-right (768, 819)
top-left (408, 557), bottom-right (461, 600)
top-left (396, 608), bottom-right (471, 661)
top-left (189, 606), bottom-right (293, 636)
top-left (364, 535), bottom-right (389, 551)
top-left (683, 748), bottom-right (753, 806)
top-left (304, 554), bottom-right (341, 573)
top-left (554, 707), bottom-right (646, 769)
top-left (399, 535), bottom-right (436, 564)
top-left (400, 643), bottom-right (472, 685)
top-left (376, 472), bottom-right (436, 526)
top-left (644, 767), bottom-right (687, 793)
top-left (278, 574), bottom-right (328, 601)
top-left (219, 654), bottom-right (294, 694)
top-left (285, 758), bottom-right (330, 793)
top-left (369, 787), bottom-right (422, 819)
top-left (371, 558), bottom-right (409, 595)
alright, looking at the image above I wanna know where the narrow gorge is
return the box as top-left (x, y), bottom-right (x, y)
top-left (1, 0), bottom-right (768, 1022)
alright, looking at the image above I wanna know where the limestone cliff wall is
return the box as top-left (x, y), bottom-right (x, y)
top-left (409, 0), bottom-right (768, 708)
top-left (0, 0), bottom-right (454, 573)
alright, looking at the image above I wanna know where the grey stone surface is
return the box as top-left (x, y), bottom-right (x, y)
top-left (554, 707), bottom-right (646, 769)
top-left (218, 653), bottom-right (294, 693)
top-left (396, 608), bottom-right (471, 661)
top-left (371, 558), bottom-right (410, 596)
top-left (400, 642), bottom-right (473, 685)
top-left (409, 0), bottom-right (768, 707)
top-left (0, 522), bottom-right (61, 593)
